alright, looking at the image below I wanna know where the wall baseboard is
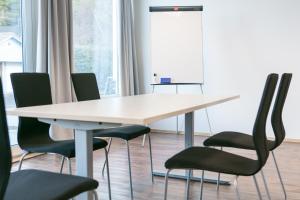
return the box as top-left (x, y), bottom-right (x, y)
top-left (151, 129), bottom-right (300, 144)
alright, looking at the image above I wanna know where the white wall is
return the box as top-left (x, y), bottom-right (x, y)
top-left (134, 0), bottom-right (300, 139)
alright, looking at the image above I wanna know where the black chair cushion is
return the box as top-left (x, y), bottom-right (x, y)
top-left (93, 125), bottom-right (150, 141)
top-left (25, 138), bottom-right (108, 158)
top-left (203, 131), bottom-right (276, 151)
top-left (4, 169), bottom-right (98, 200)
top-left (165, 147), bottom-right (260, 176)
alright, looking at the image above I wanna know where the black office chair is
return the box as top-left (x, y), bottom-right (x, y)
top-left (204, 73), bottom-right (292, 199)
top-left (71, 73), bottom-right (152, 200)
top-left (164, 74), bottom-right (278, 200)
top-left (10, 73), bottom-right (111, 199)
top-left (0, 78), bottom-right (99, 200)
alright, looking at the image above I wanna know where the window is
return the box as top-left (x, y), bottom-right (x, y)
top-left (73, 0), bottom-right (119, 96)
top-left (0, 0), bottom-right (23, 145)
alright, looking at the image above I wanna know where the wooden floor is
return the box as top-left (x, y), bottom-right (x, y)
top-left (12, 132), bottom-right (300, 200)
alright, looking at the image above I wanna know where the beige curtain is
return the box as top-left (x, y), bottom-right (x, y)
top-left (36, 0), bottom-right (73, 139)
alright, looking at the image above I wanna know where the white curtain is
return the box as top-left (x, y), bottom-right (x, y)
top-left (21, 0), bottom-right (38, 72)
top-left (36, 0), bottom-right (73, 104)
top-left (119, 0), bottom-right (140, 96)
top-left (23, 0), bottom-right (74, 139)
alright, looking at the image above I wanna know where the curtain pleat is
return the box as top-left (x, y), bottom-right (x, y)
top-left (35, 0), bottom-right (74, 139)
top-left (119, 0), bottom-right (140, 96)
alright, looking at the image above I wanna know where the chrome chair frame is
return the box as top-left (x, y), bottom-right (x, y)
top-left (164, 169), bottom-right (265, 200)
top-left (101, 133), bottom-right (154, 200)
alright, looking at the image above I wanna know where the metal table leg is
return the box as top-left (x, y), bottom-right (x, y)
top-left (75, 130), bottom-right (94, 200)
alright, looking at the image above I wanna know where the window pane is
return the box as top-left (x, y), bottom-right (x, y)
top-left (73, 0), bottom-right (119, 96)
top-left (0, 0), bottom-right (23, 145)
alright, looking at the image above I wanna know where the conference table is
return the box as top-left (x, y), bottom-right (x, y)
top-left (7, 93), bottom-right (239, 200)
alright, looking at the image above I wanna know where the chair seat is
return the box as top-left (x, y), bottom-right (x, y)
top-left (203, 131), bottom-right (276, 150)
top-left (165, 147), bottom-right (261, 176)
top-left (24, 138), bottom-right (108, 158)
top-left (93, 125), bottom-right (150, 141)
top-left (4, 169), bottom-right (98, 200)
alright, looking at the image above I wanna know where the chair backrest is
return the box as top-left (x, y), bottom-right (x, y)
top-left (10, 73), bottom-right (52, 149)
top-left (71, 73), bottom-right (100, 101)
top-left (271, 73), bottom-right (292, 149)
top-left (253, 73), bottom-right (278, 167)
top-left (0, 78), bottom-right (12, 199)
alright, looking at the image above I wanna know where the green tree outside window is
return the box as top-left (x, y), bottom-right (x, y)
top-left (0, 0), bottom-right (20, 26)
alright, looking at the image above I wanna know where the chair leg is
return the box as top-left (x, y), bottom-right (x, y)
top-left (92, 190), bottom-right (99, 200)
top-left (59, 156), bottom-right (65, 173)
top-left (102, 138), bottom-right (113, 176)
top-left (164, 169), bottom-right (171, 200)
top-left (104, 148), bottom-right (112, 200)
top-left (200, 170), bottom-right (205, 200)
top-left (148, 133), bottom-right (154, 183)
top-left (234, 176), bottom-right (241, 200)
top-left (186, 169), bottom-right (192, 200)
top-left (18, 152), bottom-right (30, 171)
top-left (142, 134), bottom-right (146, 147)
top-left (272, 151), bottom-right (287, 199)
top-left (253, 175), bottom-right (263, 200)
top-left (217, 172), bottom-right (221, 191)
top-left (261, 169), bottom-right (271, 200)
top-left (66, 157), bottom-right (72, 175)
top-left (126, 141), bottom-right (134, 200)
top-left (216, 147), bottom-right (223, 191)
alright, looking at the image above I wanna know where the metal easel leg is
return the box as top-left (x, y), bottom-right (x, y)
top-left (200, 84), bottom-right (213, 136)
top-left (142, 85), bottom-right (156, 147)
top-left (176, 85), bottom-right (179, 134)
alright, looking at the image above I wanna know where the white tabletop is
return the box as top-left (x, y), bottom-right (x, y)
top-left (7, 94), bottom-right (239, 125)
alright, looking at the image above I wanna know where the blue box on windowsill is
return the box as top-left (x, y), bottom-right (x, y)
top-left (160, 78), bottom-right (171, 84)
